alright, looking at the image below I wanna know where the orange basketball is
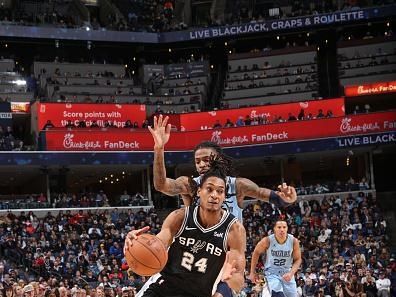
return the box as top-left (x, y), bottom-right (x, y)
top-left (125, 233), bottom-right (168, 276)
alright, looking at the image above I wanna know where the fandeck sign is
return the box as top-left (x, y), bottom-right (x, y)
top-left (43, 111), bottom-right (396, 151)
top-left (175, 98), bottom-right (345, 131)
top-left (345, 81), bottom-right (396, 97)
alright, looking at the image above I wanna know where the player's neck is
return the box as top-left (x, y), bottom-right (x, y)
top-left (274, 234), bottom-right (288, 244)
top-left (198, 208), bottom-right (223, 228)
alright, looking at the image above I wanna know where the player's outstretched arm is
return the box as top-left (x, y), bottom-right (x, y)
top-left (149, 115), bottom-right (191, 197)
top-left (236, 178), bottom-right (297, 207)
top-left (223, 221), bottom-right (246, 292)
top-left (249, 237), bottom-right (269, 283)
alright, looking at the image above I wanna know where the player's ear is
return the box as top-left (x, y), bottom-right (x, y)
top-left (197, 187), bottom-right (201, 197)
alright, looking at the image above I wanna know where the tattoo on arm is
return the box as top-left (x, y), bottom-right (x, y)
top-left (153, 148), bottom-right (190, 196)
top-left (237, 178), bottom-right (271, 202)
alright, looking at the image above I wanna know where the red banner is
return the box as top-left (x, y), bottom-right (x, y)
top-left (345, 81), bottom-right (396, 97)
top-left (176, 98), bottom-right (345, 131)
top-left (44, 111), bottom-right (396, 151)
top-left (34, 102), bottom-right (146, 130)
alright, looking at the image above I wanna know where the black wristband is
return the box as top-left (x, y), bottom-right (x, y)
top-left (269, 190), bottom-right (288, 207)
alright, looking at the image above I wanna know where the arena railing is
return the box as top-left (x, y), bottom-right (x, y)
top-left (0, 205), bottom-right (153, 218)
top-left (242, 189), bottom-right (375, 207)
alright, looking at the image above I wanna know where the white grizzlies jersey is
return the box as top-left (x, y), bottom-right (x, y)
top-left (264, 234), bottom-right (294, 276)
top-left (193, 176), bottom-right (243, 222)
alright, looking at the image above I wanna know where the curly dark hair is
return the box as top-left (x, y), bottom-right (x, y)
top-left (193, 141), bottom-right (238, 177)
top-left (193, 141), bottom-right (223, 155)
top-left (188, 154), bottom-right (232, 198)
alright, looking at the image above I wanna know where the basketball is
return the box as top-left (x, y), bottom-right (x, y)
top-left (125, 233), bottom-right (168, 276)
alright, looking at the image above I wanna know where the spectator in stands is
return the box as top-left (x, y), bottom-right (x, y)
top-left (224, 119), bottom-right (234, 128)
top-left (363, 271), bottom-right (378, 296)
top-left (288, 113), bottom-right (297, 121)
top-left (142, 120), bottom-right (149, 128)
top-left (120, 190), bottom-right (131, 206)
top-left (376, 271), bottom-right (391, 297)
top-left (298, 109), bottom-right (305, 120)
top-left (235, 116), bottom-right (245, 127)
top-left (42, 120), bottom-right (55, 130)
top-left (95, 190), bottom-right (107, 207)
top-left (359, 177), bottom-right (370, 190)
top-left (124, 120), bottom-right (133, 128)
top-left (303, 277), bottom-right (316, 297)
top-left (212, 120), bottom-right (222, 129)
top-left (316, 109), bottom-right (325, 118)
top-left (244, 115), bottom-right (252, 125)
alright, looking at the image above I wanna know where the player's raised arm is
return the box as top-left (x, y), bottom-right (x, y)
top-left (236, 178), bottom-right (297, 207)
top-left (249, 236), bottom-right (269, 283)
top-left (223, 221), bottom-right (246, 292)
top-left (148, 115), bottom-right (191, 196)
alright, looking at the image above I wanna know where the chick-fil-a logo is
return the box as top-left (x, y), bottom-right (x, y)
top-left (63, 133), bottom-right (101, 149)
top-left (340, 117), bottom-right (380, 134)
top-left (211, 130), bottom-right (248, 145)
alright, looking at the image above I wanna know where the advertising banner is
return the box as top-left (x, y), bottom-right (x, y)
top-left (11, 102), bottom-right (30, 114)
top-left (34, 102), bottom-right (146, 130)
top-left (43, 111), bottom-right (396, 151)
top-left (177, 98), bottom-right (345, 131)
top-left (161, 6), bottom-right (396, 42)
top-left (0, 6), bottom-right (394, 43)
top-left (345, 81), bottom-right (396, 97)
top-left (0, 102), bottom-right (12, 127)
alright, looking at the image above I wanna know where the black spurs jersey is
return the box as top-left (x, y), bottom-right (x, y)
top-left (147, 206), bottom-right (237, 297)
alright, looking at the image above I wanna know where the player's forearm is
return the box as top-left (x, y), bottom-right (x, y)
top-left (153, 148), bottom-right (188, 196)
top-left (249, 251), bottom-right (260, 274)
top-left (153, 147), bottom-right (167, 190)
top-left (290, 258), bottom-right (302, 275)
top-left (250, 187), bottom-right (271, 203)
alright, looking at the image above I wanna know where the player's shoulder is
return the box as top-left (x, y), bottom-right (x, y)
top-left (260, 235), bottom-right (271, 246)
top-left (168, 206), bottom-right (188, 220)
top-left (292, 236), bottom-right (300, 245)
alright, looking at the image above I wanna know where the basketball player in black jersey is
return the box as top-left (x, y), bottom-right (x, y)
top-left (125, 158), bottom-right (246, 297)
top-left (148, 114), bottom-right (296, 297)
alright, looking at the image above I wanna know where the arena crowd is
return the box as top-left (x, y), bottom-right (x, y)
top-left (0, 189), bottom-right (394, 297)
